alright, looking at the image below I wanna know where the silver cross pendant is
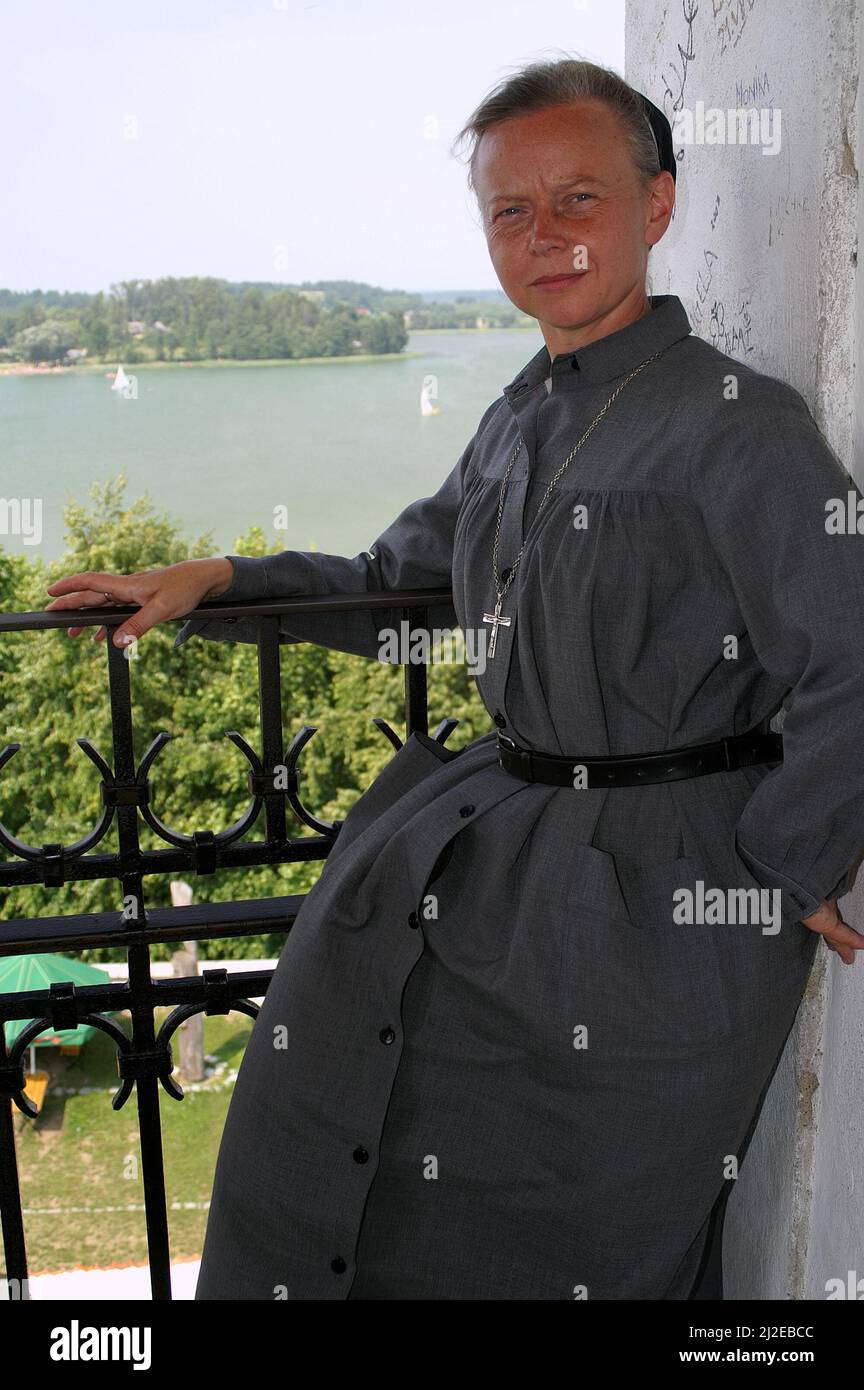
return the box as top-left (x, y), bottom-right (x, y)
top-left (482, 592), bottom-right (512, 659)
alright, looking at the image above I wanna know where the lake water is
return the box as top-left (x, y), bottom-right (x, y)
top-left (0, 329), bottom-right (543, 565)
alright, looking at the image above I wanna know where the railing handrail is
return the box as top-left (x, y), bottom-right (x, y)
top-left (0, 584), bottom-right (455, 634)
top-left (0, 892), bottom-right (308, 964)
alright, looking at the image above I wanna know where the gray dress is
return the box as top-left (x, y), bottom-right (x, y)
top-left (174, 294), bottom-right (864, 1300)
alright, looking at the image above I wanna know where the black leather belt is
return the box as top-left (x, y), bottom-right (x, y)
top-left (497, 722), bottom-right (782, 788)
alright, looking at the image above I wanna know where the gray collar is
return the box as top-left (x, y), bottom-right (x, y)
top-left (502, 294), bottom-right (692, 398)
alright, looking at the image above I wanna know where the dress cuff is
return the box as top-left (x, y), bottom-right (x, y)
top-left (735, 836), bottom-right (826, 925)
top-left (217, 554), bottom-right (270, 602)
top-left (172, 555), bottom-right (268, 648)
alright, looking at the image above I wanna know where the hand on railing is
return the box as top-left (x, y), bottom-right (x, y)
top-left (44, 557), bottom-right (234, 647)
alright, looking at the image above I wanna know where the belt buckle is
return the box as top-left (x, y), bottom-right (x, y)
top-left (720, 735), bottom-right (735, 771)
top-left (496, 732), bottom-right (535, 783)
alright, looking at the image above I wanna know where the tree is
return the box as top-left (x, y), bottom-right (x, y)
top-left (0, 475), bottom-right (489, 958)
top-left (12, 320), bottom-right (76, 364)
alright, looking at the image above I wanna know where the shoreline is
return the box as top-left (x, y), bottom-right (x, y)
top-left (0, 326), bottom-right (535, 378)
top-left (0, 351), bottom-right (423, 377)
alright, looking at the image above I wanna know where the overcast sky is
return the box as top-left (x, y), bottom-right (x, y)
top-left (2, 0), bottom-right (624, 295)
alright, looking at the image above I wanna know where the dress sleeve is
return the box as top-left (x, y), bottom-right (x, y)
top-left (690, 373), bottom-right (864, 927)
top-left (173, 403), bottom-right (497, 659)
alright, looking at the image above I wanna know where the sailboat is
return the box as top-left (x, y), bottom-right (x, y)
top-left (111, 365), bottom-right (130, 393)
top-left (420, 377), bottom-right (440, 416)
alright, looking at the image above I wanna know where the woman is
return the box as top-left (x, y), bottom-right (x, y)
top-left (46, 58), bottom-right (864, 1300)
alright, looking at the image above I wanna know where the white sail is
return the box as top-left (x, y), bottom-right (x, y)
top-left (420, 380), bottom-right (439, 416)
top-left (111, 365), bottom-right (130, 392)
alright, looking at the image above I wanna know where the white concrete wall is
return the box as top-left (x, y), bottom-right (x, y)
top-left (626, 0), bottom-right (862, 1300)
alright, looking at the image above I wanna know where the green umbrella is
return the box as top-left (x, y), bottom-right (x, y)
top-left (0, 954), bottom-right (113, 1051)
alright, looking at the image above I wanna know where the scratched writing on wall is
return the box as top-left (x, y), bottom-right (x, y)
top-left (707, 297), bottom-right (755, 357)
top-left (692, 246), bottom-right (720, 329)
top-left (735, 69), bottom-right (770, 106)
top-left (659, 0), bottom-right (697, 178)
top-left (768, 192), bottom-right (809, 248)
top-left (714, 0), bottom-right (759, 57)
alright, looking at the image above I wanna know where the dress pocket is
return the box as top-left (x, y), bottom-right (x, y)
top-left (610, 849), bottom-right (796, 934)
top-left (565, 843), bottom-right (641, 927)
top-left (598, 851), bottom-right (703, 931)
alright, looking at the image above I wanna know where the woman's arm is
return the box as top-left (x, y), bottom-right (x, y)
top-left (691, 369), bottom-right (864, 953)
top-left (172, 403), bottom-right (500, 659)
top-left (44, 401), bottom-right (500, 656)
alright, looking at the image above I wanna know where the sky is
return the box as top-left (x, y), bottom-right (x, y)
top-left (1, 0), bottom-right (624, 295)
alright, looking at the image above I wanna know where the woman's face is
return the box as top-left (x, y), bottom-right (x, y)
top-left (472, 98), bottom-right (674, 353)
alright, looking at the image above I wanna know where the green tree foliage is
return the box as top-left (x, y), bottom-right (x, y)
top-left (0, 477), bottom-right (490, 960)
top-left (12, 319), bottom-right (78, 364)
top-left (0, 280), bottom-right (533, 368)
top-left (0, 279), bottom-right (409, 366)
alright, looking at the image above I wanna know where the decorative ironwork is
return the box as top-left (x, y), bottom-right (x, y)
top-left (0, 588), bottom-right (457, 1301)
top-left (372, 714), bottom-right (460, 752)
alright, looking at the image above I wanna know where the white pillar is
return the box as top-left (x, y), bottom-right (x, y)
top-left (626, 0), bottom-right (862, 1299)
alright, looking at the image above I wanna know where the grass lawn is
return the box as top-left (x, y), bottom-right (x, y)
top-left (4, 1008), bottom-right (252, 1277)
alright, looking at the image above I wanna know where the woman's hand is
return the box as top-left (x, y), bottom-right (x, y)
top-left (44, 557), bottom-right (235, 648)
top-left (801, 898), bottom-right (864, 965)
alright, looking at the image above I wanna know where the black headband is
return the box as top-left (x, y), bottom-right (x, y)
top-left (635, 91), bottom-right (677, 183)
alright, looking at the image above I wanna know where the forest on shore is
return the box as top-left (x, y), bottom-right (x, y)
top-left (0, 278), bottom-right (529, 368)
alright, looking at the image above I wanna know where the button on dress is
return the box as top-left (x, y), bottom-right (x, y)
top-left (174, 295), bottom-right (864, 1299)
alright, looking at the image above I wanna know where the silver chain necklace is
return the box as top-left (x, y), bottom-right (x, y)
top-left (482, 345), bottom-right (670, 658)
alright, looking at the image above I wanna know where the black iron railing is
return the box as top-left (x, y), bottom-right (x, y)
top-left (0, 588), bottom-right (455, 1300)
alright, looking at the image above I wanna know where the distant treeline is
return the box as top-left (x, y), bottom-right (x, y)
top-left (0, 278), bottom-right (528, 366)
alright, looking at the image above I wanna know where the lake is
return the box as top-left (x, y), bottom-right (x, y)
top-left (0, 329), bottom-right (543, 565)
